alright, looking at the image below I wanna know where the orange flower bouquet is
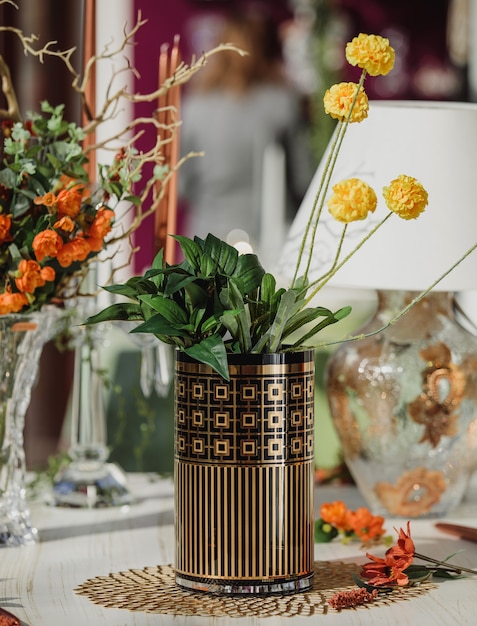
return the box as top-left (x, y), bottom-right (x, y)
top-left (0, 103), bottom-right (118, 314)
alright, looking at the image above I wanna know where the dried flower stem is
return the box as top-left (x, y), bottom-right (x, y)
top-left (328, 587), bottom-right (378, 610)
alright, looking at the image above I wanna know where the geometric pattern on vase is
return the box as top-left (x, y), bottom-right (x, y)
top-left (174, 350), bottom-right (315, 593)
top-left (175, 358), bottom-right (314, 466)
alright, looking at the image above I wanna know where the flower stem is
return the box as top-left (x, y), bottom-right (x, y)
top-left (292, 70), bottom-right (367, 287)
top-left (414, 552), bottom-right (477, 576)
top-left (304, 212), bottom-right (393, 304)
top-left (311, 238), bottom-right (477, 350)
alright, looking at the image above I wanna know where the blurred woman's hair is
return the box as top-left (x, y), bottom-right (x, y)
top-left (191, 10), bottom-right (286, 93)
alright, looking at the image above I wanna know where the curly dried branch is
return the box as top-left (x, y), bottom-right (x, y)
top-left (81, 41), bottom-right (244, 137)
top-left (0, 6), bottom-right (244, 261)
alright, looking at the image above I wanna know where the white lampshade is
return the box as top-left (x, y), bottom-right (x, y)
top-left (281, 101), bottom-right (477, 291)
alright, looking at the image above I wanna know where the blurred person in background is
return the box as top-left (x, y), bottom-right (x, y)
top-left (178, 6), bottom-right (314, 256)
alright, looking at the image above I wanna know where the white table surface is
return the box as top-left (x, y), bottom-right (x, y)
top-left (2, 472), bottom-right (477, 626)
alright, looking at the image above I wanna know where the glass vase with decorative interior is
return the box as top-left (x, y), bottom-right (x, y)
top-left (326, 290), bottom-right (477, 518)
top-left (0, 308), bottom-right (61, 546)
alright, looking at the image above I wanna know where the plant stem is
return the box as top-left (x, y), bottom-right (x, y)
top-left (414, 552), bottom-right (477, 577)
top-left (312, 238), bottom-right (477, 350)
top-left (292, 70), bottom-right (367, 287)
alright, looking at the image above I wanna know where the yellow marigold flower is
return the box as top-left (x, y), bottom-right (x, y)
top-left (324, 82), bottom-right (369, 123)
top-left (383, 175), bottom-right (428, 220)
top-left (345, 33), bottom-right (395, 77)
top-left (327, 178), bottom-right (377, 223)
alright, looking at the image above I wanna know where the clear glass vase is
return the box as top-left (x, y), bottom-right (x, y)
top-left (52, 320), bottom-right (133, 508)
top-left (0, 309), bottom-right (61, 546)
top-left (326, 291), bottom-right (477, 518)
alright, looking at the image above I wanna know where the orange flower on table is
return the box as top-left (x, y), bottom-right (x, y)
top-left (0, 288), bottom-right (29, 314)
top-left (346, 507), bottom-right (386, 545)
top-left (86, 207), bottom-right (115, 252)
top-left (361, 521), bottom-right (415, 587)
top-left (15, 259), bottom-right (55, 294)
top-left (386, 521), bottom-right (414, 561)
top-left (0, 214), bottom-right (12, 244)
top-left (320, 500), bottom-right (350, 532)
top-left (32, 229), bottom-right (64, 262)
top-left (56, 236), bottom-right (91, 268)
top-left (361, 550), bottom-right (412, 587)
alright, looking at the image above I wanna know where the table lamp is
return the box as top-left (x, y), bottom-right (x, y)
top-left (280, 101), bottom-right (477, 518)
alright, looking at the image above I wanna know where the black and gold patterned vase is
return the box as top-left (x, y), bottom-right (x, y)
top-left (174, 350), bottom-right (315, 595)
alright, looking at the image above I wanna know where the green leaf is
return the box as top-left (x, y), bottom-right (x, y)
top-left (85, 303), bottom-right (144, 324)
top-left (260, 273), bottom-right (276, 304)
top-left (138, 294), bottom-right (189, 325)
top-left (233, 253), bottom-right (265, 293)
top-left (314, 518), bottom-right (338, 543)
top-left (173, 234), bottom-right (203, 271)
top-left (203, 233), bottom-right (238, 275)
top-left (103, 276), bottom-right (157, 299)
top-left (152, 248), bottom-right (165, 270)
top-left (0, 167), bottom-right (17, 188)
top-left (268, 289), bottom-right (299, 352)
top-left (288, 305), bottom-right (353, 348)
top-left (183, 334), bottom-right (230, 380)
top-left (222, 279), bottom-right (251, 352)
top-left (404, 565), bottom-right (435, 583)
top-left (131, 314), bottom-right (191, 339)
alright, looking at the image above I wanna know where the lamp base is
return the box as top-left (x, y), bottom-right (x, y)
top-left (326, 290), bottom-right (477, 518)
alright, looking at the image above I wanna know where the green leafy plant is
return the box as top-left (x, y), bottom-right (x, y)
top-left (86, 233), bottom-right (350, 379)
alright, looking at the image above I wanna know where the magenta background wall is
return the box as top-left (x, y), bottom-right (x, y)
top-left (131, 0), bottom-right (238, 272)
top-left (131, 0), bottom-right (292, 271)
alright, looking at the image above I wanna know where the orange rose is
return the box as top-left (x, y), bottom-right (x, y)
top-left (15, 259), bottom-right (50, 293)
top-left (87, 208), bottom-right (115, 252)
top-left (0, 214), bottom-right (12, 244)
top-left (89, 208), bottom-right (114, 239)
top-left (32, 229), bottom-right (64, 261)
top-left (0, 289), bottom-right (29, 314)
top-left (56, 188), bottom-right (82, 218)
top-left (40, 265), bottom-right (56, 282)
top-left (56, 237), bottom-right (91, 268)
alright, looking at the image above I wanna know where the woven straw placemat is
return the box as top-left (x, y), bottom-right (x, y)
top-left (75, 561), bottom-right (434, 617)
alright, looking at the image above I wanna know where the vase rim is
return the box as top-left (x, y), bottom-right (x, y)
top-left (175, 349), bottom-right (315, 367)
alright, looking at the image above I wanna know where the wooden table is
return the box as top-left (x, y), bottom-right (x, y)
top-left (1, 473), bottom-right (477, 625)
